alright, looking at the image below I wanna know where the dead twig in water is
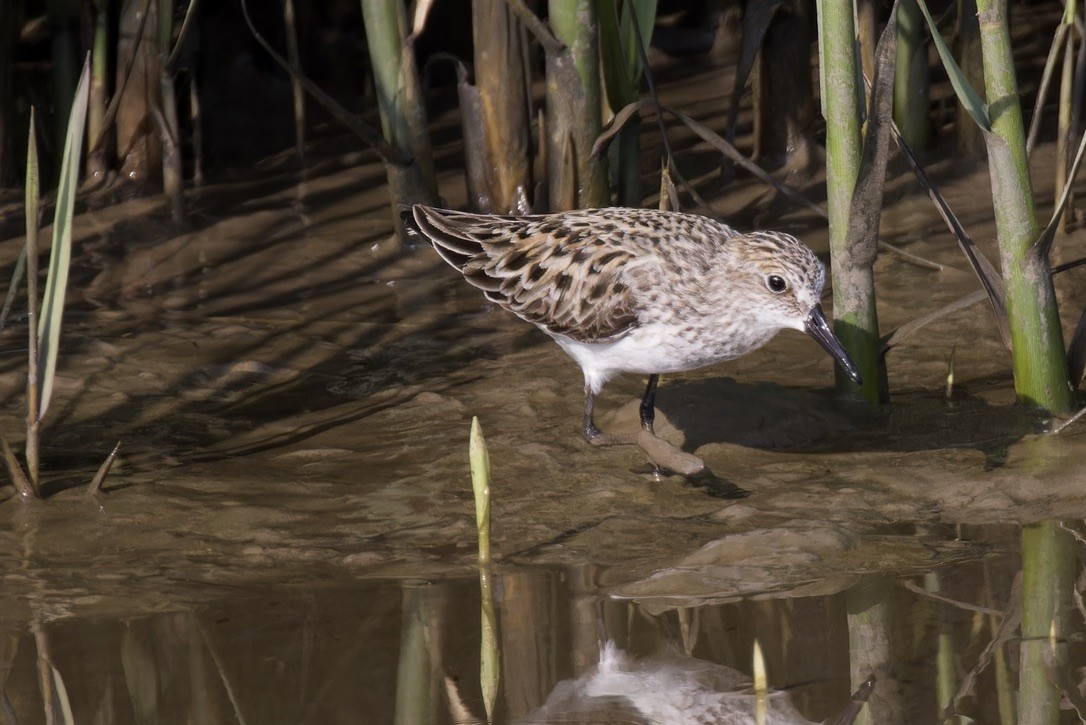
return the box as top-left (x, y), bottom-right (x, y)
top-left (1051, 405), bottom-right (1086, 434)
top-left (901, 579), bottom-right (1003, 616)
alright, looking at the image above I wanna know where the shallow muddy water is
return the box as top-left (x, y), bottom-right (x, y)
top-left (2, 22), bottom-right (1086, 723)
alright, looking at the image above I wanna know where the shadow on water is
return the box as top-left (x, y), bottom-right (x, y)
top-left (0, 524), bottom-right (1080, 724)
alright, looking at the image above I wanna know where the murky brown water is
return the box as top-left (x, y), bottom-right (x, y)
top-left (2, 22), bottom-right (1086, 723)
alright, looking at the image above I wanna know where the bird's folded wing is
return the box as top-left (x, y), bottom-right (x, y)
top-left (412, 205), bottom-right (650, 343)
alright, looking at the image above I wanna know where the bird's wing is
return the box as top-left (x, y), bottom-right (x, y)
top-left (409, 205), bottom-right (651, 343)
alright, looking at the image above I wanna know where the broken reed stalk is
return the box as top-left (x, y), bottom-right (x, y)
top-left (360, 0), bottom-right (438, 238)
top-left (469, 417), bottom-right (500, 723)
top-left (545, 0), bottom-right (609, 210)
top-left (471, 0), bottom-right (531, 214)
top-left (817, 0), bottom-right (881, 402)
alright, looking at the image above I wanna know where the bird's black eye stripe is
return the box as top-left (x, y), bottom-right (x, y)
top-left (766, 274), bottom-right (787, 293)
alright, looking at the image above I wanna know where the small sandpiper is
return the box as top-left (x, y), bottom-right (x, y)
top-left (407, 205), bottom-right (861, 445)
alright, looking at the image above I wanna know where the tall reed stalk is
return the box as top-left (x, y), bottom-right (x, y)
top-left (817, 0), bottom-right (883, 402)
top-left (472, 0), bottom-right (531, 213)
top-left (361, 1), bottom-right (438, 238)
top-left (972, 0), bottom-right (1074, 721)
top-left (976, 2), bottom-right (1070, 412)
top-left (1054, 0), bottom-right (1077, 232)
top-left (545, 0), bottom-right (608, 210)
top-left (598, 0), bottom-right (657, 207)
top-left (893, 0), bottom-right (929, 148)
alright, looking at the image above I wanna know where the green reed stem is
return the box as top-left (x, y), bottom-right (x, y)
top-left (893, 0), bottom-right (929, 148)
top-left (361, 0), bottom-right (438, 238)
top-left (546, 0), bottom-right (609, 209)
top-left (976, 0), bottom-right (1070, 413)
top-left (817, 0), bottom-right (882, 402)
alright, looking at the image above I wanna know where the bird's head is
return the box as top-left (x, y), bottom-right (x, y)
top-left (721, 231), bottom-right (862, 384)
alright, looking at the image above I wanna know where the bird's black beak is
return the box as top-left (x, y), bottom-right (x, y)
top-left (804, 304), bottom-right (863, 385)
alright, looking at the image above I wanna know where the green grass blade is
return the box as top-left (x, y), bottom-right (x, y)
top-left (916, 0), bottom-right (991, 131)
top-left (598, 0), bottom-right (657, 109)
top-left (38, 57), bottom-right (90, 421)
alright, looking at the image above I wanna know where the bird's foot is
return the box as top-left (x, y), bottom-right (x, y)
top-left (586, 429), bottom-right (634, 447)
top-left (583, 427), bottom-right (638, 447)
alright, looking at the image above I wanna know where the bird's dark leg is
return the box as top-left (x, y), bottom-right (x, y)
top-left (582, 384), bottom-right (636, 447)
top-left (583, 385), bottom-right (602, 442)
top-left (639, 374), bottom-right (659, 434)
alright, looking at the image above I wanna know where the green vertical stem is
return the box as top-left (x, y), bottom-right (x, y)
top-left (976, 0), bottom-right (1071, 412)
top-left (545, 0), bottom-right (608, 210)
top-left (598, 0), bottom-right (657, 207)
top-left (1055, 1), bottom-right (1076, 233)
top-left (974, 5), bottom-right (1075, 723)
top-left (893, 0), bottom-right (930, 148)
top-left (361, 1), bottom-right (438, 239)
top-left (1019, 521), bottom-right (1075, 725)
top-left (818, 0), bottom-right (881, 401)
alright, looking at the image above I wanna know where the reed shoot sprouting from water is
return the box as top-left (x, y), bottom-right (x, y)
top-left (3, 59), bottom-right (92, 499)
top-left (470, 417), bottom-right (500, 722)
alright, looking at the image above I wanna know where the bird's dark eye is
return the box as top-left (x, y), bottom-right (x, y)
top-left (766, 274), bottom-right (788, 293)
